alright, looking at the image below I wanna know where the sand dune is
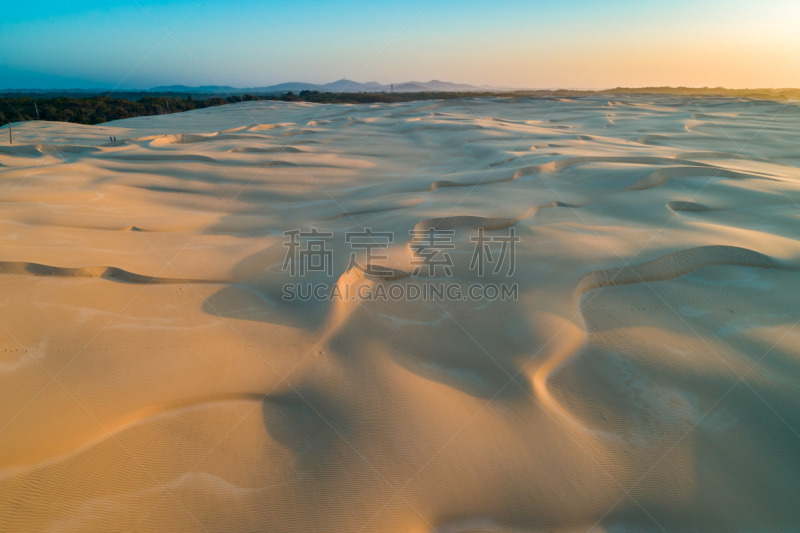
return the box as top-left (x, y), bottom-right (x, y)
top-left (1, 95), bottom-right (800, 532)
top-left (575, 245), bottom-right (783, 294)
top-left (0, 261), bottom-right (221, 284)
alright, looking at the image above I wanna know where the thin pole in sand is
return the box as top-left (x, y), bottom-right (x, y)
top-left (8, 122), bottom-right (11, 145)
top-left (34, 102), bottom-right (39, 120)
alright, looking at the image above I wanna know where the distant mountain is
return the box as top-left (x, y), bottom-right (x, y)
top-left (317, 79), bottom-right (387, 92)
top-left (392, 82), bottom-right (429, 92)
top-left (145, 79), bottom-right (509, 94)
top-left (253, 79), bottom-right (386, 93)
top-left (394, 80), bottom-right (491, 92)
top-left (147, 84), bottom-right (240, 94)
top-left (0, 79), bottom-right (514, 97)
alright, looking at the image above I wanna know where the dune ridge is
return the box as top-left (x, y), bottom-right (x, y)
top-left (0, 261), bottom-right (222, 284)
top-left (575, 245), bottom-right (784, 295)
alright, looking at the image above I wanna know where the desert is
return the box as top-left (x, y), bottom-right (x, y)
top-left (1, 94), bottom-right (799, 531)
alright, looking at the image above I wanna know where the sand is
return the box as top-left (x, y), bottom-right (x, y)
top-left (1, 95), bottom-right (799, 532)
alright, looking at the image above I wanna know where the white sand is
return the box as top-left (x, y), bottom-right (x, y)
top-left (1, 96), bottom-right (799, 531)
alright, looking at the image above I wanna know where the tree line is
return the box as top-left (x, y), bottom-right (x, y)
top-left (0, 92), bottom-right (510, 126)
top-left (2, 87), bottom-right (798, 126)
top-left (0, 94), bottom-right (263, 126)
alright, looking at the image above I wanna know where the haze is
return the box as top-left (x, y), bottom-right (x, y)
top-left (2, 0), bottom-right (799, 90)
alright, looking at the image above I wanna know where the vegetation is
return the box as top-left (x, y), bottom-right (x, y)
top-left (0, 94), bottom-right (262, 125)
top-left (2, 87), bottom-right (798, 127)
top-left (291, 90), bottom-right (502, 103)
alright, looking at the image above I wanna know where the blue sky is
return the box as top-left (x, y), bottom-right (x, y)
top-left (1, 0), bottom-right (799, 89)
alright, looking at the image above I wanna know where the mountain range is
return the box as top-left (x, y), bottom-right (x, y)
top-left (145, 79), bottom-right (512, 94)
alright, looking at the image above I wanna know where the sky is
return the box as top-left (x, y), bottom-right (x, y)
top-left (1, 0), bottom-right (799, 90)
